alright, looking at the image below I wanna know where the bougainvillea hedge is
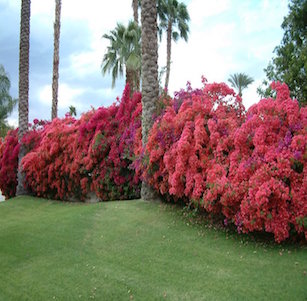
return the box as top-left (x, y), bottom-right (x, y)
top-left (0, 81), bottom-right (305, 242)
top-left (22, 85), bottom-right (141, 201)
top-left (140, 79), bottom-right (306, 242)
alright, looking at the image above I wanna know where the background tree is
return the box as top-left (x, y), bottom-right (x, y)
top-left (51, 0), bottom-right (62, 120)
top-left (102, 21), bottom-right (141, 93)
top-left (17, 0), bottom-right (31, 196)
top-left (68, 105), bottom-right (76, 117)
top-left (132, 0), bottom-right (139, 24)
top-left (258, 0), bottom-right (307, 106)
top-left (141, 0), bottom-right (159, 200)
top-left (228, 73), bottom-right (254, 97)
top-left (158, 0), bottom-right (190, 90)
top-left (0, 65), bottom-right (17, 137)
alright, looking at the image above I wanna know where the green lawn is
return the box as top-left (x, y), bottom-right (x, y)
top-left (0, 196), bottom-right (306, 300)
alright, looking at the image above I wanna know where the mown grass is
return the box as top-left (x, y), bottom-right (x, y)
top-left (0, 196), bottom-right (306, 300)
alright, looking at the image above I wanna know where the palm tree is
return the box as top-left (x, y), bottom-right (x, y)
top-left (132, 0), bottom-right (139, 24)
top-left (102, 21), bottom-right (141, 93)
top-left (0, 65), bottom-right (17, 137)
top-left (228, 73), bottom-right (254, 97)
top-left (51, 0), bottom-right (61, 120)
top-left (17, 0), bottom-right (31, 195)
top-left (158, 0), bottom-right (190, 90)
top-left (68, 105), bottom-right (76, 117)
top-left (140, 0), bottom-right (159, 200)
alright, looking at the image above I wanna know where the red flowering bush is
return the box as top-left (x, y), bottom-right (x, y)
top-left (141, 79), bottom-right (245, 205)
top-left (143, 79), bottom-right (306, 242)
top-left (0, 120), bottom-right (46, 199)
top-left (228, 82), bottom-right (307, 242)
top-left (22, 115), bottom-right (80, 199)
top-left (0, 129), bottom-right (19, 199)
top-left (74, 84), bottom-right (142, 200)
top-left (22, 84), bottom-right (141, 201)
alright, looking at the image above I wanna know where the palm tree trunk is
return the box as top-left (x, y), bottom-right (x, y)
top-left (141, 0), bottom-right (159, 200)
top-left (132, 0), bottom-right (139, 24)
top-left (132, 0), bottom-right (140, 90)
top-left (51, 0), bottom-right (61, 120)
top-left (164, 19), bottom-right (172, 91)
top-left (126, 67), bottom-right (134, 96)
top-left (17, 0), bottom-right (31, 196)
top-left (135, 69), bottom-right (140, 92)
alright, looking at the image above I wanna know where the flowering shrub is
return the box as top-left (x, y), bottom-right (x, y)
top-left (229, 82), bottom-right (307, 242)
top-left (75, 84), bottom-right (142, 200)
top-left (143, 79), bottom-right (306, 242)
top-left (141, 78), bottom-right (244, 203)
top-left (0, 120), bottom-right (46, 199)
top-left (22, 84), bottom-right (141, 201)
top-left (22, 116), bottom-right (80, 200)
top-left (0, 129), bottom-right (19, 199)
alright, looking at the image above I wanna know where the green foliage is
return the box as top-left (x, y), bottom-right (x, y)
top-left (101, 20), bottom-right (141, 91)
top-left (0, 196), bottom-right (306, 300)
top-left (158, 0), bottom-right (190, 42)
top-left (0, 123), bottom-right (14, 138)
top-left (0, 65), bottom-right (17, 137)
top-left (228, 73), bottom-right (254, 97)
top-left (258, 0), bottom-right (307, 106)
top-left (68, 105), bottom-right (77, 117)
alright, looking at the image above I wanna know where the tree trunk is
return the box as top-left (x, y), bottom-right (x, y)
top-left (164, 20), bottom-right (172, 91)
top-left (135, 69), bottom-right (140, 92)
top-left (17, 0), bottom-right (31, 196)
top-left (141, 0), bottom-right (159, 200)
top-left (132, 0), bottom-right (139, 24)
top-left (132, 0), bottom-right (140, 91)
top-left (51, 0), bottom-right (61, 120)
top-left (126, 67), bottom-right (134, 96)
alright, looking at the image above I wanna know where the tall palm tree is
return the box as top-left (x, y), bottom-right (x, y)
top-left (158, 0), bottom-right (190, 90)
top-left (0, 65), bottom-right (17, 137)
top-left (102, 21), bottom-right (141, 93)
top-left (228, 73), bottom-right (254, 97)
top-left (141, 0), bottom-right (159, 200)
top-left (51, 0), bottom-right (61, 120)
top-left (17, 0), bottom-right (31, 195)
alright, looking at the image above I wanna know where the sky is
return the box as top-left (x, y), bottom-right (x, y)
top-left (0, 0), bottom-right (289, 127)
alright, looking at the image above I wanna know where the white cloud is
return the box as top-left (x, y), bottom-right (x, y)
top-left (189, 0), bottom-right (230, 26)
top-left (242, 79), bottom-right (263, 109)
top-left (7, 114), bottom-right (18, 128)
top-left (69, 51), bottom-right (101, 78)
top-left (61, 0), bottom-right (131, 37)
top-left (38, 83), bottom-right (85, 110)
top-left (31, 0), bottom-right (54, 16)
top-left (97, 87), bottom-right (118, 100)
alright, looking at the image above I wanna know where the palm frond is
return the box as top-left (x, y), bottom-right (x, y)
top-left (228, 73), bottom-right (254, 96)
